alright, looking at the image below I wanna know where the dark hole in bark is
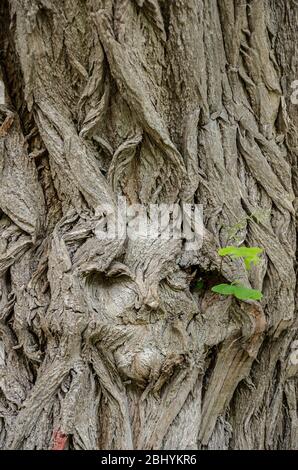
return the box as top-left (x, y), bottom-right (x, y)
top-left (189, 266), bottom-right (226, 294)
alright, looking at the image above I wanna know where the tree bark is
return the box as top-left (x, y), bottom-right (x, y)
top-left (0, 0), bottom-right (297, 450)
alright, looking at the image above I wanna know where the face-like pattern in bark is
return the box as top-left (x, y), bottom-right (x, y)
top-left (86, 235), bottom-right (198, 390)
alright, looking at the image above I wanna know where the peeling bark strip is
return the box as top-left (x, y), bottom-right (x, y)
top-left (0, 0), bottom-right (297, 450)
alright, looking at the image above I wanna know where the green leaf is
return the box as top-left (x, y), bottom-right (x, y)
top-left (211, 284), bottom-right (236, 296)
top-left (218, 246), bottom-right (263, 270)
top-left (232, 285), bottom-right (263, 301)
top-left (218, 246), bottom-right (262, 258)
top-left (211, 283), bottom-right (263, 301)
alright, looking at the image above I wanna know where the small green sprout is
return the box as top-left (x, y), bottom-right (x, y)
top-left (196, 279), bottom-right (204, 290)
top-left (211, 245), bottom-right (264, 302)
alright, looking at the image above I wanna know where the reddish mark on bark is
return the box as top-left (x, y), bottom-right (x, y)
top-left (51, 429), bottom-right (68, 450)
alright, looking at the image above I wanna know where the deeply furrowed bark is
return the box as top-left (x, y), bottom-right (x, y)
top-left (0, 0), bottom-right (297, 450)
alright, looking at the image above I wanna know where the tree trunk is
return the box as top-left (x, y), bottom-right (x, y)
top-left (0, 0), bottom-right (297, 450)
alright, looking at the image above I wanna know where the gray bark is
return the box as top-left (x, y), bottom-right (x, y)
top-left (0, 0), bottom-right (297, 450)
